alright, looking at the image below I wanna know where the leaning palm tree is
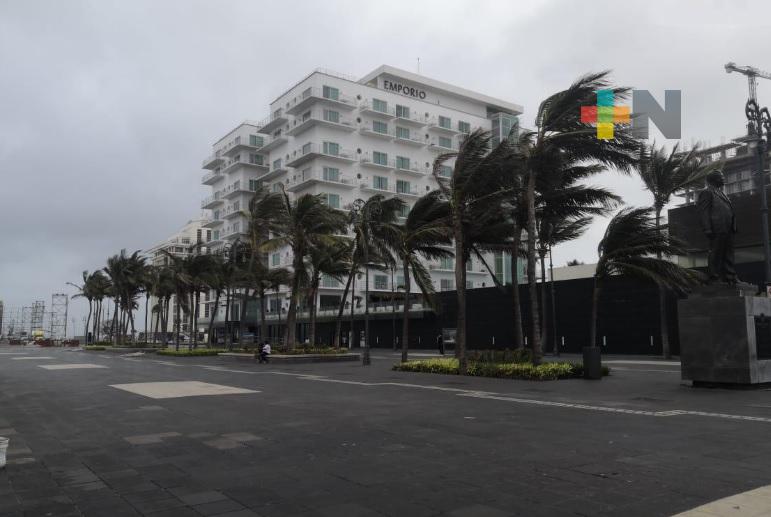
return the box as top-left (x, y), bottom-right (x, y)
top-left (636, 142), bottom-right (717, 358)
top-left (305, 239), bottom-right (350, 347)
top-left (433, 128), bottom-right (513, 374)
top-left (513, 71), bottom-right (640, 364)
top-left (385, 190), bottom-right (453, 362)
top-left (264, 191), bottom-right (347, 349)
top-left (591, 207), bottom-right (701, 348)
top-left (68, 271), bottom-right (95, 344)
top-left (349, 195), bottom-right (402, 365)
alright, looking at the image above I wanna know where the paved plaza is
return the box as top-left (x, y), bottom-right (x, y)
top-left (2, 346), bottom-right (771, 516)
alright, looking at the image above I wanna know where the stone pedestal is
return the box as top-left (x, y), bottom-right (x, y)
top-left (679, 283), bottom-right (771, 385)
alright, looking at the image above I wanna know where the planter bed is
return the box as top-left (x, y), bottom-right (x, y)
top-left (217, 352), bottom-right (360, 364)
top-left (393, 357), bottom-right (610, 380)
top-left (86, 347), bottom-right (162, 354)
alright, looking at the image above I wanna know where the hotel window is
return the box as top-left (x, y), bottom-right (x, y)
top-left (272, 183), bottom-right (282, 193)
top-left (272, 253), bottom-right (280, 266)
top-left (440, 257), bottom-right (454, 270)
top-left (323, 109), bottom-right (340, 123)
top-left (466, 259), bottom-right (474, 271)
top-left (439, 136), bottom-right (452, 149)
top-left (213, 230), bottom-right (220, 240)
top-left (302, 110), bottom-right (311, 122)
top-left (374, 275), bottom-right (388, 290)
top-left (397, 203), bottom-right (409, 218)
top-left (204, 305), bottom-right (210, 318)
top-left (373, 151), bottom-right (388, 165)
top-left (249, 154), bottom-right (263, 165)
top-left (373, 176), bottom-right (388, 190)
top-left (323, 141), bottom-right (340, 156)
top-left (213, 210), bottom-right (220, 220)
top-left (302, 142), bottom-right (312, 154)
top-left (321, 193), bottom-right (340, 209)
top-left (396, 275), bottom-right (405, 288)
top-left (373, 98), bottom-right (388, 113)
top-left (458, 121), bottom-right (470, 133)
top-left (396, 127), bottom-right (410, 140)
top-left (373, 120), bottom-right (388, 134)
top-left (249, 134), bottom-right (264, 147)
top-left (439, 116), bottom-right (451, 129)
top-left (439, 165), bottom-right (453, 178)
top-left (440, 279), bottom-right (454, 291)
top-left (182, 237), bottom-right (190, 244)
top-left (206, 230), bottom-right (211, 241)
top-left (396, 179), bottom-right (411, 194)
top-left (396, 104), bottom-right (410, 118)
top-left (323, 85), bottom-right (339, 101)
top-left (323, 167), bottom-right (340, 182)
top-left (273, 158), bottom-right (282, 170)
top-left (396, 156), bottom-right (410, 170)
top-left (466, 281), bottom-right (474, 289)
top-left (249, 179), bottom-right (260, 191)
top-left (233, 222), bottom-right (240, 233)
top-left (321, 274), bottom-right (340, 288)
top-left (233, 200), bottom-right (240, 211)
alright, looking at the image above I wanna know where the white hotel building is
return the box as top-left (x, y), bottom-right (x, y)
top-left (199, 65), bottom-right (523, 335)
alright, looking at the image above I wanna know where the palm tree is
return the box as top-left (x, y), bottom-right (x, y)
top-left (162, 252), bottom-right (191, 350)
top-left (432, 129), bottom-right (513, 374)
top-left (636, 143), bottom-right (717, 358)
top-left (264, 191), bottom-right (347, 348)
top-left (385, 190), bottom-right (453, 362)
top-left (68, 271), bottom-right (95, 344)
top-left (349, 195), bottom-right (402, 365)
top-left (512, 71), bottom-right (640, 364)
top-left (201, 254), bottom-right (226, 346)
top-left (591, 207), bottom-right (700, 348)
top-left (305, 240), bottom-right (350, 347)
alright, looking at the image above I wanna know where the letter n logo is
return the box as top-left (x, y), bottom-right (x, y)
top-left (631, 90), bottom-right (681, 139)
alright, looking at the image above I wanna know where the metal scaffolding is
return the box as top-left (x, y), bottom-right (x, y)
top-left (31, 300), bottom-right (45, 334)
top-left (21, 306), bottom-right (32, 338)
top-left (50, 294), bottom-right (68, 340)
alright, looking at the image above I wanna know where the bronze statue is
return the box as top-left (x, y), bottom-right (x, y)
top-left (697, 170), bottom-right (737, 284)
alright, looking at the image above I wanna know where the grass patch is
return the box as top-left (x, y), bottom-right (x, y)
top-left (156, 348), bottom-right (226, 357)
top-left (84, 345), bottom-right (108, 351)
top-left (273, 346), bottom-right (349, 355)
top-left (393, 358), bottom-right (610, 381)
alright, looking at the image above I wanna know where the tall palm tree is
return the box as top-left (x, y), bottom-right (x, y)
top-left (68, 271), bottom-right (95, 344)
top-left (385, 190), bottom-right (453, 363)
top-left (201, 254), bottom-right (226, 346)
top-left (432, 129), bottom-right (513, 374)
top-left (305, 240), bottom-right (350, 347)
top-left (162, 251), bottom-right (191, 350)
top-left (264, 191), bottom-right (347, 348)
top-left (349, 195), bottom-right (402, 365)
top-left (513, 71), bottom-right (639, 364)
top-left (636, 143), bottom-right (717, 358)
top-left (591, 207), bottom-right (700, 348)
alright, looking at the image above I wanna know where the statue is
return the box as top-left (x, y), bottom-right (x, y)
top-left (697, 170), bottom-right (737, 284)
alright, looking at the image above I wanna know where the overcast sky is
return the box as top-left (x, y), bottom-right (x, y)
top-left (1, 0), bottom-right (770, 330)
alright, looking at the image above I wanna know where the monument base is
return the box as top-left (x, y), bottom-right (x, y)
top-left (679, 283), bottom-right (771, 386)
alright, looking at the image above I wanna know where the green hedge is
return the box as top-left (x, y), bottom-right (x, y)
top-left (393, 358), bottom-right (610, 381)
top-left (84, 345), bottom-right (108, 351)
top-left (273, 346), bottom-right (349, 355)
top-left (156, 348), bottom-right (226, 357)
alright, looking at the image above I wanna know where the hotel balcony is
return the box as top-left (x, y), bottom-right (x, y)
top-left (428, 139), bottom-right (457, 152)
top-left (259, 162), bottom-right (289, 182)
top-left (203, 217), bottom-right (224, 228)
top-left (359, 155), bottom-right (394, 171)
top-left (220, 135), bottom-right (263, 157)
top-left (286, 143), bottom-right (356, 168)
top-left (222, 205), bottom-right (245, 219)
top-left (394, 160), bottom-right (428, 177)
top-left (358, 122), bottom-right (394, 140)
top-left (359, 181), bottom-right (420, 198)
top-left (285, 87), bottom-right (355, 116)
top-left (258, 110), bottom-right (289, 134)
top-left (201, 171), bottom-right (225, 185)
top-left (393, 132), bottom-right (426, 147)
top-left (286, 110), bottom-right (356, 137)
top-left (359, 100), bottom-right (396, 119)
top-left (221, 228), bottom-right (247, 241)
top-left (201, 192), bottom-right (224, 209)
top-left (259, 134), bottom-right (289, 153)
top-left (428, 118), bottom-right (462, 135)
top-left (222, 181), bottom-right (253, 199)
top-left (285, 169), bottom-right (356, 192)
top-left (202, 153), bottom-right (225, 170)
top-left (394, 111), bottom-right (427, 127)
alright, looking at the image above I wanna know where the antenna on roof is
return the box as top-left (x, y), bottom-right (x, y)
top-left (417, 57), bottom-right (420, 74)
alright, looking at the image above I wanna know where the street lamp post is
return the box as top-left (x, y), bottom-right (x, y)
top-left (746, 99), bottom-right (771, 287)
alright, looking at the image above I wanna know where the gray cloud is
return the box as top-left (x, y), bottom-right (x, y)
top-left (1, 0), bottom-right (770, 325)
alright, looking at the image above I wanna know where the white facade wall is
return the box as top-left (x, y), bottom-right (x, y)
top-left (200, 66), bottom-right (523, 321)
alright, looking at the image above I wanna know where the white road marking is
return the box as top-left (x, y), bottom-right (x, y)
top-left (673, 484), bottom-right (771, 516)
top-left (11, 356), bottom-right (54, 360)
top-left (110, 381), bottom-right (259, 399)
top-left (38, 363), bottom-right (108, 370)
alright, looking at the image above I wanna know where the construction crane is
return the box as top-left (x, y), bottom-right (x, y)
top-left (725, 62), bottom-right (771, 102)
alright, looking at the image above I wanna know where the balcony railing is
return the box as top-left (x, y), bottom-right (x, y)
top-left (359, 122), bottom-right (394, 139)
top-left (428, 118), bottom-right (461, 134)
top-left (359, 100), bottom-right (396, 118)
top-left (428, 139), bottom-right (457, 152)
top-left (360, 182), bottom-right (420, 198)
top-left (286, 87), bottom-right (355, 115)
top-left (286, 110), bottom-right (355, 136)
top-left (286, 143), bottom-right (356, 168)
top-left (200, 192), bottom-right (224, 209)
top-left (394, 160), bottom-right (428, 176)
top-left (359, 156), bottom-right (394, 170)
top-left (285, 169), bottom-right (355, 192)
top-left (202, 171), bottom-right (225, 185)
top-left (258, 110), bottom-right (289, 134)
top-left (202, 153), bottom-right (225, 170)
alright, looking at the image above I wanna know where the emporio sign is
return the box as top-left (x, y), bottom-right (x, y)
top-left (383, 79), bottom-right (427, 99)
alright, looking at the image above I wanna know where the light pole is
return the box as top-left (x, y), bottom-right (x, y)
top-left (745, 99), bottom-right (771, 286)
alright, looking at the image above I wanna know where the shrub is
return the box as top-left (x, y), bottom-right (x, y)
top-left (156, 348), bottom-right (226, 357)
top-left (272, 345), bottom-right (348, 355)
top-left (84, 345), bottom-right (107, 351)
top-left (393, 358), bottom-right (610, 381)
top-left (467, 348), bottom-right (533, 364)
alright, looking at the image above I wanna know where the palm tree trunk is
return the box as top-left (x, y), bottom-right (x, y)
top-left (286, 260), bottom-right (302, 349)
top-left (144, 294), bottom-right (149, 344)
top-left (350, 274), bottom-right (356, 348)
top-left (549, 246), bottom-right (558, 356)
top-left (175, 296), bottom-right (181, 351)
top-left (85, 300), bottom-right (93, 345)
top-left (208, 291), bottom-right (219, 346)
top-left (511, 225), bottom-right (524, 350)
top-left (224, 288), bottom-right (231, 349)
top-left (362, 254), bottom-right (371, 366)
top-left (539, 251), bottom-right (549, 353)
top-left (334, 269), bottom-right (355, 348)
top-left (259, 290), bottom-right (267, 346)
top-left (589, 277), bottom-right (601, 348)
top-left (655, 208), bottom-right (671, 359)
top-left (275, 287), bottom-right (282, 343)
top-left (525, 170), bottom-right (542, 365)
top-left (454, 225), bottom-right (468, 374)
top-left (239, 288), bottom-right (249, 348)
top-left (401, 259), bottom-right (411, 363)
top-left (309, 280), bottom-right (318, 347)
top-left (193, 291), bottom-right (200, 349)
